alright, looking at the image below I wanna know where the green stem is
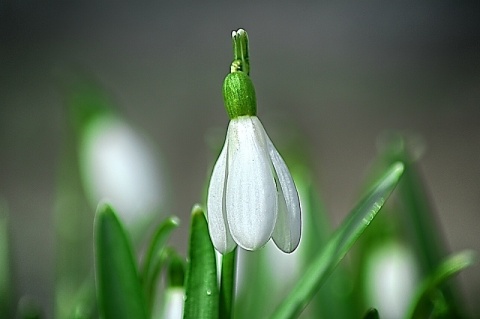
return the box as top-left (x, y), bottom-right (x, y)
top-left (231, 29), bottom-right (250, 75)
top-left (220, 248), bottom-right (237, 319)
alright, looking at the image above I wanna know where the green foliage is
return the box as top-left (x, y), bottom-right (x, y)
top-left (183, 206), bottom-right (219, 319)
top-left (141, 217), bottom-right (180, 310)
top-left (407, 250), bottom-right (476, 319)
top-left (94, 204), bottom-right (148, 319)
top-left (270, 163), bottom-right (405, 319)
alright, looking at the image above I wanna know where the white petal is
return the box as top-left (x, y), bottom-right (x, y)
top-left (207, 138), bottom-right (236, 253)
top-left (226, 116), bottom-right (277, 251)
top-left (264, 132), bottom-right (301, 253)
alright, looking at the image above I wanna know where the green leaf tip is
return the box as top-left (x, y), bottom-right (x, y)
top-left (270, 162), bottom-right (404, 319)
top-left (141, 216), bottom-right (181, 312)
top-left (407, 250), bottom-right (476, 318)
top-left (223, 28), bottom-right (257, 119)
top-left (94, 203), bottom-right (148, 319)
top-left (184, 205), bottom-right (219, 319)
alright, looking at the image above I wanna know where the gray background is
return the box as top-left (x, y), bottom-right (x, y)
top-left (1, 1), bottom-right (479, 317)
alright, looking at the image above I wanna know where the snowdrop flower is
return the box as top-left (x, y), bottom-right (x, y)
top-left (207, 29), bottom-right (301, 254)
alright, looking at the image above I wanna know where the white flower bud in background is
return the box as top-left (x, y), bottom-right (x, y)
top-left (364, 241), bottom-right (419, 319)
top-left (160, 287), bottom-right (185, 319)
top-left (79, 115), bottom-right (166, 233)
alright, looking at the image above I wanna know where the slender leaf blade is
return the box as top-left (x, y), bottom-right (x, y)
top-left (270, 162), bottom-right (404, 319)
top-left (378, 134), bottom-right (462, 315)
top-left (183, 205), bottom-right (219, 319)
top-left (141, 216), bottom-right (180, 311)
top-left (406, 250), bottom-right (476, 319)
top-left (142, 216), bottom-right (180, 281)
top-left (94, 203), bottom-right (147, 319)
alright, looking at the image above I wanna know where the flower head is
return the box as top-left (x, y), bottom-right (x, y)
top-left (207, 29), bottom-right (301, 254)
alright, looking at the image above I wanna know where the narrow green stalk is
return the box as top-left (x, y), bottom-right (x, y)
top-left (231, 29), bottom-right (250, 75)
top-left (223, 29), bottom-right (257, 119)
top-left (220, 248), bottom-right (237, 319)
top-left (141, 216), bottom-right (180, 307)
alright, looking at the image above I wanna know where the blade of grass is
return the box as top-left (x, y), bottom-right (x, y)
top-left (406, 250), bottom-right (476, 319)
top-left (220, 248), bottom-right (237, 319)
top-left (94, 203), bottom-right (148, 319)
top-left (141, 216), bottom-right (180, 310)
top-left (183, 205), bottom-right (219, 319)
top-left (270, 162), bottom-right (404, 319)
top-left (381, 135), bottom-right (462, 314)
top-left (296, 168), bottom-right (355, 319)
top-left (141, 216), bottom-right (180, 281)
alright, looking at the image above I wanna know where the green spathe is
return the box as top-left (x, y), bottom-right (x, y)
top-left (223, 72), bottom-right (257, 119)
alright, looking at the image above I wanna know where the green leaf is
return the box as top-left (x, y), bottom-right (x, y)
top-left (295, 167), bottom-right (355, 319)
top-left (141, 216), bottom-right (180, 280)
top-left (94, 204), bottom-right (147, 319)
top-left (406, 250), bottom-right (476, 319)
top-left (270, 162), bottom-right (404, 319)
top-left (379, 134), bottom-right (462, 314)
top-left (183, 205), bottom-right (219, 319)
top-left (141, 216), bottom-right (180, 309)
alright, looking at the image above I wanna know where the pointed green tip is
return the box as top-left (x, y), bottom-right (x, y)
top-left (391, 161), bottom-right (405, 177)
top-left (191, 204), bottom-right (204, 217)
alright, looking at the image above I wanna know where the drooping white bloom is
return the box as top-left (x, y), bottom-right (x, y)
top-left (207, 115), bottom-right (301, 254)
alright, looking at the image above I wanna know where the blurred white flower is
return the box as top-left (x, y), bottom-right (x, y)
top-left (160, 288), bottom-right (184, 319)
top-left (207, 115), bottom-right (301, 254)
top-left (79, 115), bottom-right (166, 232)
top-left (365, 241), bottom-right (419, 319)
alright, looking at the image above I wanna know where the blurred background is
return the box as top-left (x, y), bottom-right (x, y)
top-left (1, 1), bottom-right (479, 317)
